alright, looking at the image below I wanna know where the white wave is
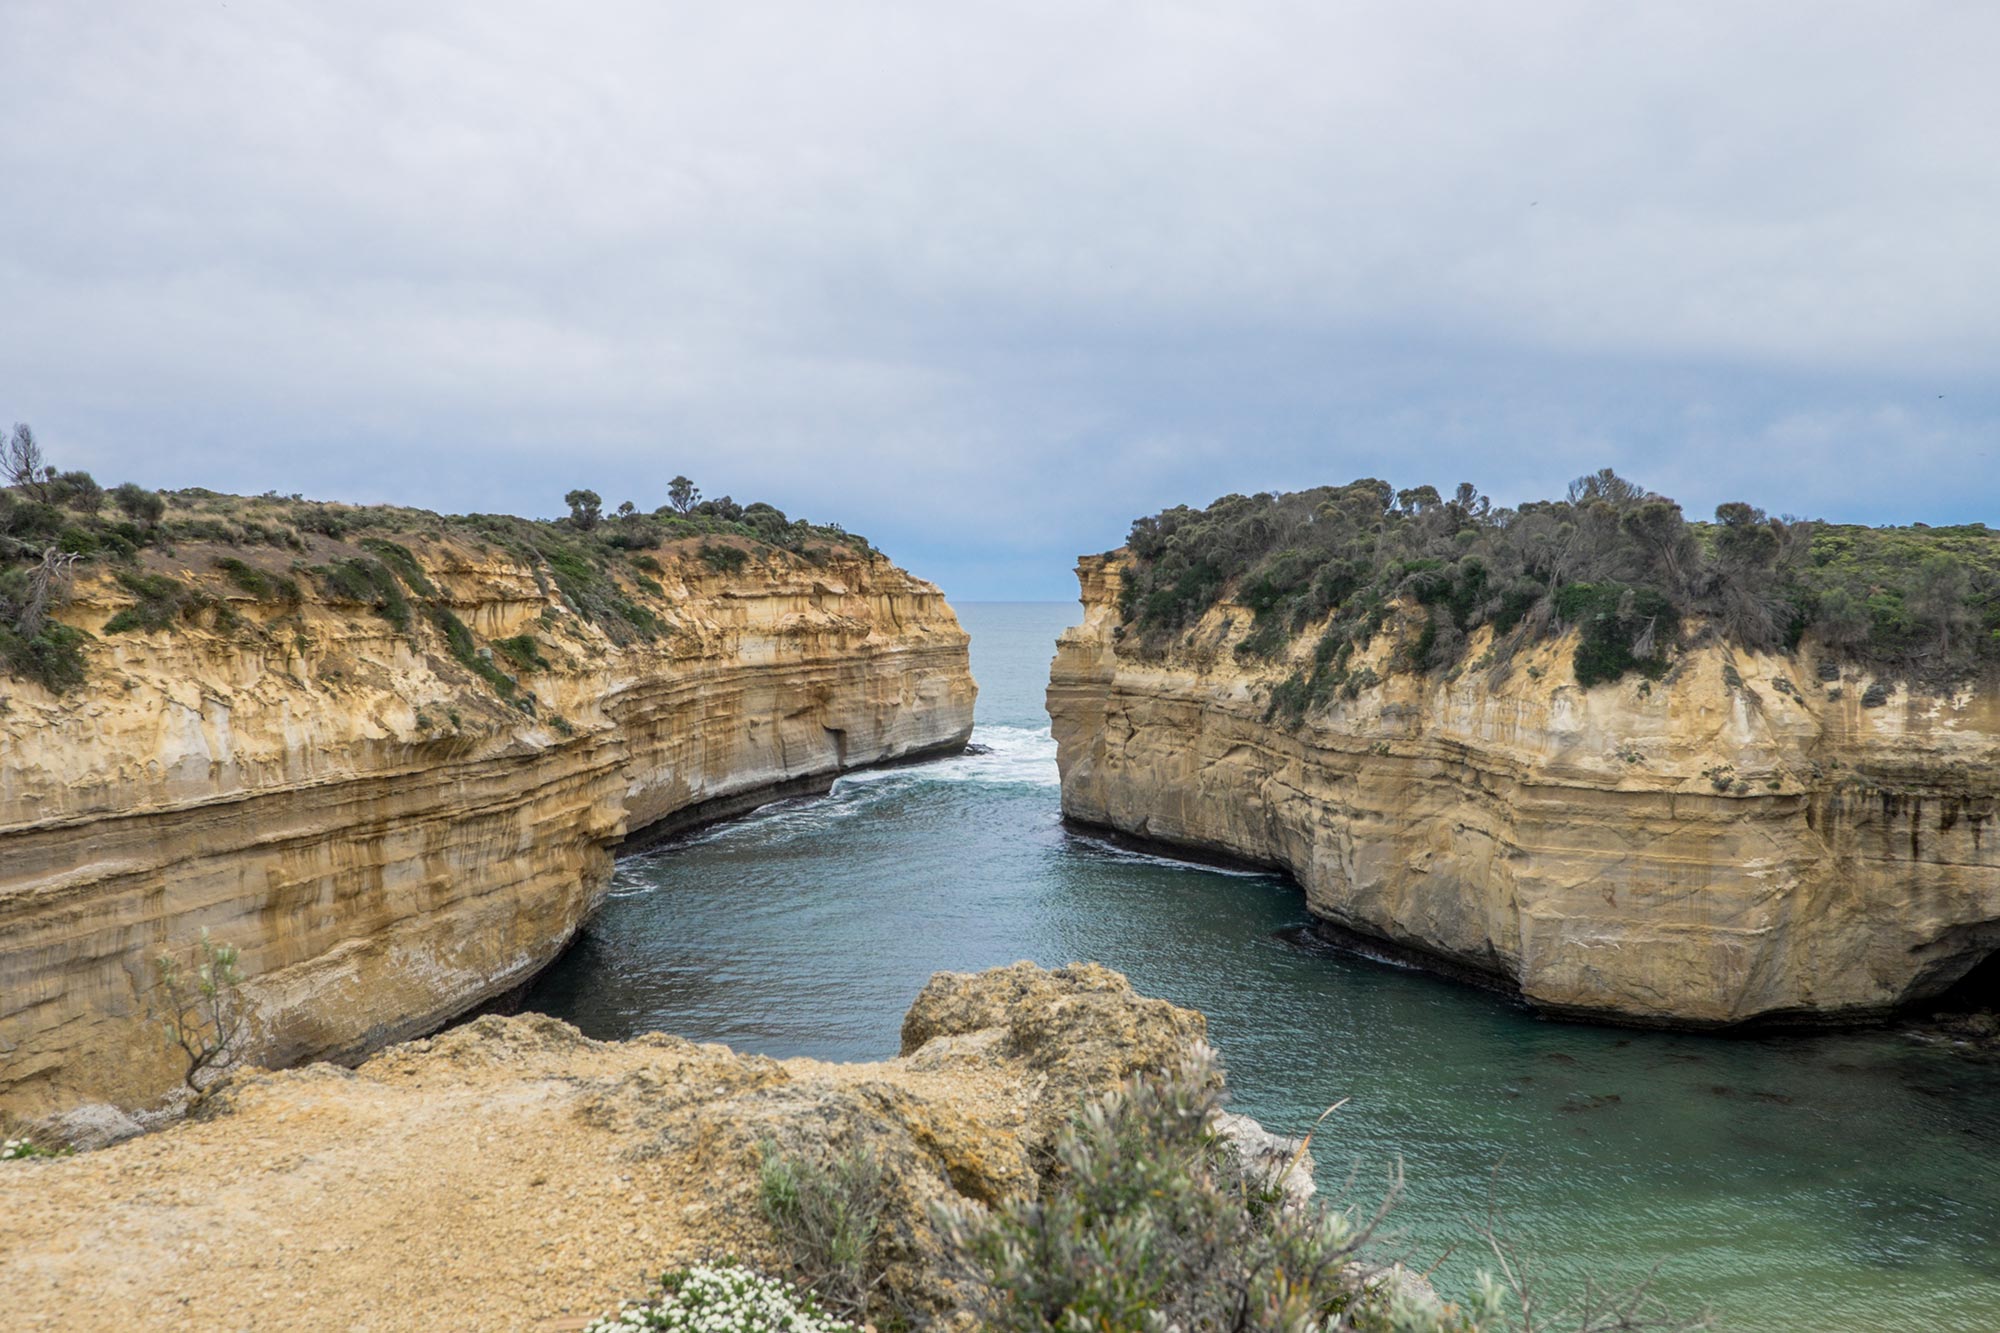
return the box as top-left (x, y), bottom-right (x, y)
top-left (835, 723), bottom-right (1061, 791)
top-left (1067, 830), bottom-right (1284, 879)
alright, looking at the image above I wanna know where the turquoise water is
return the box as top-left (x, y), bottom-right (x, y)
top-left (525, 602), bottom-right (2000, 1331)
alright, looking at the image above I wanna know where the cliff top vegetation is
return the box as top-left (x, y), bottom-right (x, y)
top-left (0, 421), bottom-right (875, 694)
top-left (1113, 470), bottom-right (2000, 710)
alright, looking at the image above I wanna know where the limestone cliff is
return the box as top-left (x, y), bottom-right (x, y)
top-left (1049, 552), bottom-right (2000, 1027)
top-left (0, 526), bottom-right (973, 1123)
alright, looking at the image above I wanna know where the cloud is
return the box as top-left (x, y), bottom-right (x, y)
top-left (4, 1), bottom-right (1996, 597)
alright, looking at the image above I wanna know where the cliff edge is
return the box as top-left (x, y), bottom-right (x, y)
top-left (0, 493), bottom-right (974, 1124)
top-left (0, 963), bottom-right (1214, 1331)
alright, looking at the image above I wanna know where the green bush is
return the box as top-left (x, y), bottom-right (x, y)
top-left (102, 570), bottom-right (212, 634)
top-left (214, 557), bottom-right (301, 605)
top-left (0, 621), bottom-right (89, 693)
top-left (312, 558), bottom-right (411, 632)
top-left (758, 1139), bottom-right (889, 1320)
top-left (1554, 583), bottom-right (1678, 689)
top-left (939, 1048), bottom-right (1473, 1333)
top-left (701, 543), bottom-right (751, 574)
top-left (490, 634), bottom-right (548, 674)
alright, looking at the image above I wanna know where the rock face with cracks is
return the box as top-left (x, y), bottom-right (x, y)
top-left (1048, 551), bottom-right (2000, 1027)
top-left (0, 962), bottom-right (1252, 1332)
top-left (0, 533), bottom-right (974, 1126)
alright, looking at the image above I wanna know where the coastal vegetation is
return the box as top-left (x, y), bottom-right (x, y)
top-left (613, 1050), bottom-right (1703, 1333)
top-left (1112, 470), bottom-right (2000, 712)
top-left (0, 420), bottom-right (872, 692)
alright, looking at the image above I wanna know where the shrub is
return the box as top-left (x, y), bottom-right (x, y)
top-left (214, 557), bottom-right (302, 605)
top-left (111, 482), bottom-right (166, 526)
top-left (700, 543), bottom-right (750, 574)
top-left (490, 634), bottom-right (548, 674)
top-left (1554, 583), bottom-right (1678, 688)
top-left (102, 570), bottom-right (212, 634)
top-left (0, 621), bottom-right (89, 693)
top-left (757, 1139), bottom-right (889, 1320)
top-left (937, 1046), bottom-right (1452, 1333)
top-left (432, 607), bottom-right (516, 697)
top-left (313, 558), bottom-right (411, 632)
top-left (584, 1264), bottom-right (858, 1333)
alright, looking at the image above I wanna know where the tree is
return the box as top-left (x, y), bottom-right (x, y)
top-left (668, 475), bottom-right (701, 516)
top-left (50, 470), bottom-right (102, 514)
top-left (3, 423), bottom-right (47, 501)
top-left (152, 929), bottom-right (246, 1103)
top-left (1910, 553), bottom-right (1972, 657)
top-left (564, 488), bottom-right (602, 530)
top-left (616, 500), bottom-right (637, 519)
top-left (111, 482), bottom-right (165, 526)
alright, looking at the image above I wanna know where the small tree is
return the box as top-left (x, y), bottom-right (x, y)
top-left (3, 423), bottom-right (48, 501)
top-left (616, 500), bottom-right (637, 519)
top-left (153, 929), bottom-right (247, 1102)
top-left (50, 470), bottom-right (103, 514)
top-left (668, 475), bottom-right (701, 516)
top-left (111, 482), bottom-right (166, 526)
top-left (564, 488), bottom-right (602, 530)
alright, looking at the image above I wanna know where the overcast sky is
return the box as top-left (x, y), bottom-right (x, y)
top-left (5, 3), bottom-right (1996, 598)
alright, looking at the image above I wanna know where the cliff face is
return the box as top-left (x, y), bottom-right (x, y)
top-left (0, 536), bottom-right (973, 1122)
top-left (1049, 553), bottom-right (2000, 1027)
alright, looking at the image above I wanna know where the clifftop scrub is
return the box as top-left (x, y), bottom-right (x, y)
top-left (0, 465), bottom-right (974, 1125)
top-left (1112, 470), bottom-right (2000, 715)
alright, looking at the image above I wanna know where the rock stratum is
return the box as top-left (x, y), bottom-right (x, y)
top-left (1049, 553), bottom-right (2000, 1027)
top-left (0, 525), bottom-right (973, 1124)
top-left (0, 963), bottom-right (1223, 1331)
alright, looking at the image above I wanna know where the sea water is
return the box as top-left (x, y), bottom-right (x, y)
top-left (525, 602), bottom-right (2000, 1331)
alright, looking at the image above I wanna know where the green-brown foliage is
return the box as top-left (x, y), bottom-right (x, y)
top-left (1118, 470), bottom-right (2000, 709)
top-left (758, 1139), bottom-right (890, 1322)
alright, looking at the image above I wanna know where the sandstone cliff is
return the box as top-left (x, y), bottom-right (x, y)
top-left (0, 964), bottom-right (1218, 1331)
top-left (1049, 552), bottom-right (2000, 1027)
top-left (0, 521), bottom-right (973, 1124)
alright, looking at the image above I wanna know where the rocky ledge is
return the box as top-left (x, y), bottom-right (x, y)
top-left (1049, 552), bottom-right (2000, 1028)
top-left (0, 528), bottom-right (973, 1125)
top-left (0, 963), bottom-right (1279, 1332)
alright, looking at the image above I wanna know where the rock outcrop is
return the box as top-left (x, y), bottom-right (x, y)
top-left (0, 532), bottom-right (973, 1123)
top-left (0, 963), bottom-right (1218, 1331)
top-left (1048, 552), bottom-right (2000, 1027)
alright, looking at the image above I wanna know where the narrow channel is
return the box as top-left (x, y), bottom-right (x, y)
top-left (524, 602), bottom-right (2000, 1333)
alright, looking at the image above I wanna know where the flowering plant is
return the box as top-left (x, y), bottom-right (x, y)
top-left (584, 1263), bottom-right (859, 1333)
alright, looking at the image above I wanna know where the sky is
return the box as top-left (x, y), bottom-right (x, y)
top-left (4, 3), bottom-right (1997, 599)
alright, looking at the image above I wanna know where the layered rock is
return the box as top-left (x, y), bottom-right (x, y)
top-left (0, 964), bottom-right (1220, 1330)
top-left (0, 534), bottom-right (973, 1122)
top-left (1049, 552), bottom-right (2000, 1027)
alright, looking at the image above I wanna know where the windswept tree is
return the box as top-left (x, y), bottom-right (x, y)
top-left (668, 475), bottom-right (701, 516)
top-left (4, 423), bottom-right (48, 501)
top-left (564, 488), bottom-right (602, 530)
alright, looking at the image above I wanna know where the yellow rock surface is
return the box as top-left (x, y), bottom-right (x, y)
top-left (1048, 553), bottom-right (2000, 1026)
top-left (0, 537), bottom-right (973, 1122)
